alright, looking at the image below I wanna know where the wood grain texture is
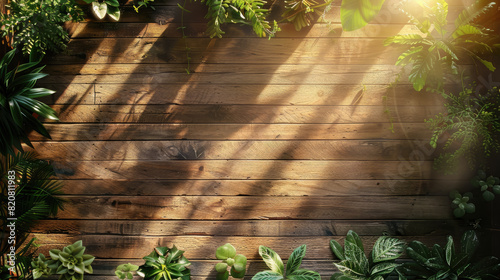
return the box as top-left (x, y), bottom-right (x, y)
top-left (31, 123), bottom-right (432, 141)
top-left (54, 195), bottom-right (449, 220)
top-left (48, 160), bottom-right (434, 180)
top-left (29, 140), bottom-right (437, 160)
top-left (31, 219), bottom-right (462, 236)
top-left (45, 105), bottom-right (440, 124)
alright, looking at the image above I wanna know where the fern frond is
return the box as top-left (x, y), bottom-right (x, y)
top-left (395, 46), bottom-right (423, 66)
top-left (454, 0), bottom-right (496, 28)
top-left (407, 48), bottom-right (436, 91)
top-left (384, 34), bottom-right (426, 46)
top-left (452, 24), bottom-right (486, 39)
top-left (204, 0), bottom-right (228, 38)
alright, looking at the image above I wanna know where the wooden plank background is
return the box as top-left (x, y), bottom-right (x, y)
top-left (27, 0), bottom-right (487, 279)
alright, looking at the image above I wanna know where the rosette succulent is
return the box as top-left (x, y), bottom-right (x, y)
top-left (47, 241), bottom-right (95, 280)
top-left (214, 243), bottom-right (247, 280)
top-left (32, 241), bottom-right (94, 280)
top-left (32, 254), bottom-right (54, 279)
top-left (137, 245), bottom-right (191, 280)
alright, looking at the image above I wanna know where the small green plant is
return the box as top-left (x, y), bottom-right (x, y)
top-left (281, 0), bottom-right (333, 31)
top-left (330, 230), bottom-right (405, 280)
top-left (32, 240), bottom-right (95, 280)
top-left (449, 190), bottom-right (475, 218)
top-left (134, 0), bottom-right (156, 12)
top-left (137, 246), bottom-right (191, 280)
top-left (384, 0), bottom-right (498, 91)
top-left (115, 264), bottom-right (139, 280)
top-left (426, 83), bottom-right (500, 173)
top-left (471, 170), bottom-right (500, 201)
top-left (252, 244), bottom-right (321, 280)
top-left (0, 49), bottom-right (59, 157)
top-left (0, 0), bottom-right (84, 56)
top-left (397, 230), bottom-right (500, 280)
top-left (83, 0), bottom-right (121, 21)
top-left (214, 243), bottom-right (247, 280)
top-left (201, 0), bottom-right (280, 38)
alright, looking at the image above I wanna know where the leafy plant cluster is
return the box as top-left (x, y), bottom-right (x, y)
top-left (201, 0), bottom-right (280, 38)
top-left (330, 230), bottom-right (405, 280)
top-left (384, 0), bottom-right (498, 92)
top-left (0, 0), bottom-right (84, 57)
top-left (1, 152), bottom-right (65, 280)
top-left (426, 83), bottom-right (500, 173)
top-left (31, 241), bottom-right (95, 280)
top-left (397, 230), bottom-right (500, 280)
top-left (137, 246), bottom-right (191, 280)
top-left (449, 170), bottom-right (500, 218)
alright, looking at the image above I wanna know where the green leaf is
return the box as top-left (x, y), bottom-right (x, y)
top-left (370, 262), bottom-right (399, 276)
top-left (395, 46), bottom-right (423, 66)
top-left (482, 190), bottom-right (495, 201)
top-left (230, 267), bottom-right (245, 278)
top-left (345, 230), bottom-right (364, 252)
top-left (340, 0), bottom-right (386, 31)
top-left (384, 34), bottom-right (425, 46)
top-left (452, 24), bottom-right (485, 39)
top-left (105, 0), bottom-right (120, 7)
top-left (8, 99), bottom-right (23, 127)
top-left (287, 269), bottom-right (321, 280)
top-left (286, 245), bottom-right (306, 276)
top-left (330, 240), bottom-right (345, 260)
top-left (371, 236), bottom-right (405, 263)
top-left (11, 73), bottom-right (48, 88)
top-left (92, 1), bottom-right (108, 20)
top-left (342, 244), bottom-right (369, 276)
top-left (217, 271), bottom-right (230, 280)
top-left (406, 241), bottom-right (431, 267)
top-left (107, 5), bottom-right (121, 21)
top-left (233, 254), bottom-right (247, 272)
top-left (252, 271), bottom-right (284, 280)
top-left (445, 236), bottom-right (455, 266)
top-left (259, 246), bottom-right (284, 275)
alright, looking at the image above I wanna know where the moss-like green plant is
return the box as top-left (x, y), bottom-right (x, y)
top-left (252, 245), bottom-right (320, 280)
top-left (137, 246), bottom-right (191, 280)
top-left (214, 243), bottom-right (247, 280)
top-left (384, 0), bottom-right (498, 91)
top-left (0, 0), bottom-right (84, 56)
top-left (330, 230), bottom-right (405, 280)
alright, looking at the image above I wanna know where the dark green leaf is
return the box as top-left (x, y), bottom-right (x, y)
top-left (286, 245), bottom-right (306, 276)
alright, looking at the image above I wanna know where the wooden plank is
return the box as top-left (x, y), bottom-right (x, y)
top-left (31, 123), bottom-right (432, 141)
top-left (49, 38), bottom-right (400, 65)
top-left (48, 159), bottom-right (434, 180)
top-left (36, 82), bottom-right (444, 106)
top-left (32, 235), bottom-right (448, 259)
top-left (29, 140), bottom-right (437, 161)
top-left (69, 22), bottom-right (426, 38)
top-left (41, 64), bottom-right (409, 85)
top-left (31, 219), bottom-right (462, 236)
top-left (53, 195), bottom-right (449, 220)
top-left (45, 105), bottom-right (441, 124)
top-left (30, 178), bottom-right (466, 196)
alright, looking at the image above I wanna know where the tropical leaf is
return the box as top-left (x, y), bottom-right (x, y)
top-left (340, 0), bottom-right (386, 31)
top-left (258, 246), bottom-right (285, 275)
top-left (371, 236), bottom-right (405, 263)
top-left (370, 262), bottom-right (399, 277)
top-left (330, 240), bottom-right (345, 260)
top-left (252, 271), bottom-right (284, 280)
top-left (454, 1), bottom-right (496, 28)
top-left (384, 34), bottom-right (426, 46)
top-left (343, 242), bottom-right (369, 276)
top-left (287, 269), bottom-right (321, 280)
top-left (286, 245), bottom-right (306, 276)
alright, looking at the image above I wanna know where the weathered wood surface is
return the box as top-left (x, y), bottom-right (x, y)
top-left (27, 0), bottom-right (475, 278)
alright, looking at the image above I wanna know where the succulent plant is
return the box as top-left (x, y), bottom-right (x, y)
top-left (449, 190), bottom-right (475, 218)
top-left (137, 245), bottom-right (191, 280)
top-left (32, 241), bottom-right (94, 280)
top-left (31, 254), bottom-right (53, 279)
top-left (214, 243), bottom-right (247, 280)
top-left (47, 241), bottom-right (95, 280)
top-left (115, 263), bottom-right (139, 280)
top-left (471, 170), bottom-right (500, 202)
